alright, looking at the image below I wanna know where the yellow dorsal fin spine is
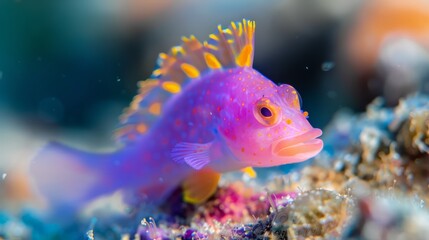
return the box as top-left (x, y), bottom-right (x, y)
top-left (238, 22), bottom-right (243, 37)
top-left (231, 21), bottom-right (237, 31)
top-left (116, 19), bottom-right (256, 142)
top-left (204, 52), bottom-right (222, 69)
top-left (209, 34), bottom-right (219, 41)
top-left (181, 63), bottom-right (200, 78)
top-left (223, 28), bottom-right (233, 35)
top-left (236, 44), bottom-right (253, 67)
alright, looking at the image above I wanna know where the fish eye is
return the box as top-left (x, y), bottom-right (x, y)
top-left (254, 98), bottom-right (281, 126)
top-left (260, 107), bottom-right (272, 117)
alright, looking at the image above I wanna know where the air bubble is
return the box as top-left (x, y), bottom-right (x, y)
top-left (321, 61), bottom-right (335, 71)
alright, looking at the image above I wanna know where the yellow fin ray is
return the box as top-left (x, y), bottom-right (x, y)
top-left (236, 44), bottom-right (253, 67)
top-left (204, 52), bottom-right (222, 69)
top-left (181, 63), bottom-right (200, 78)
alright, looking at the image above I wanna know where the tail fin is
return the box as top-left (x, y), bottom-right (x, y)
top-left (30, 142), bottom-right (117, 212)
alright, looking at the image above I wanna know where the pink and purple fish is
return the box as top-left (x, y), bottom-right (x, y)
top-left (30, 20), bottom-right (323, 209)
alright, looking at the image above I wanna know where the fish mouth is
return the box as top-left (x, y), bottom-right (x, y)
top-left (271, 128), bottom-right (323, 160)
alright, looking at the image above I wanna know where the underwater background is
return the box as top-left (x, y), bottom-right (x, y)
top-left (1, 0), bottom-right (429, 239)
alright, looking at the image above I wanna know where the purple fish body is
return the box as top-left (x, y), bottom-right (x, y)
top-left (30, 20), bottom-right (323, 209)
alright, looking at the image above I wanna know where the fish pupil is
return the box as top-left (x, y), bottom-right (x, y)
top-left (260, 107), bottom-right (272, 117)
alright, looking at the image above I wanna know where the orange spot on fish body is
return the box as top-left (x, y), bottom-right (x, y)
top-left (148, 102), bottom-right (161, 115)
top-left (303, 111), bottom-right (309, 117)
top-left (136, 123), bottom-right (148, 133)
top-left (163, 164), bottom-right (173, 173)
top-left (161, 138), bottom-right (169, 145)
top-left (128, 133), bottom-right (137, 141)
top-left (175, 119), bottom-right (182, 126)
top-left (286, 119), bottom-right (293, 124)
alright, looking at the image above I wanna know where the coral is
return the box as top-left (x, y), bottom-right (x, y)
top-left (191, 183), bottom-right (271, 225)
top-left (300, 95), bottom-right (429, 203)
top-left (272, 189), bottom-right (353, 240)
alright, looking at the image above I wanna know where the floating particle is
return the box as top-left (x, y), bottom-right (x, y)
top-left (2, 173), bottom-right (6, 180)
top-left (321, 61), bottom-right (335, 71)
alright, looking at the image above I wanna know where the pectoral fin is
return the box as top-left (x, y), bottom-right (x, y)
top-left (171, 141), bottom-right (213, 170)
top-left (182, 168), bottom-right (221, 204)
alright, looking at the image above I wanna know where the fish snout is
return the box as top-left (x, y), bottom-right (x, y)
top-left (271, 128), bottom-right (323, 159)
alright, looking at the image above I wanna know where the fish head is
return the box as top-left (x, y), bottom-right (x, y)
top-left (218, 72), bottom-right (323, 167)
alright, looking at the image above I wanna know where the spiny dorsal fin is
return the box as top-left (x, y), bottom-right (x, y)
top-left (115, 19), bottom-right (256, 143)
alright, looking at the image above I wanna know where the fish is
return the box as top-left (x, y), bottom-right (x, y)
top-left (30, 19), bottom-right (323, 210)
